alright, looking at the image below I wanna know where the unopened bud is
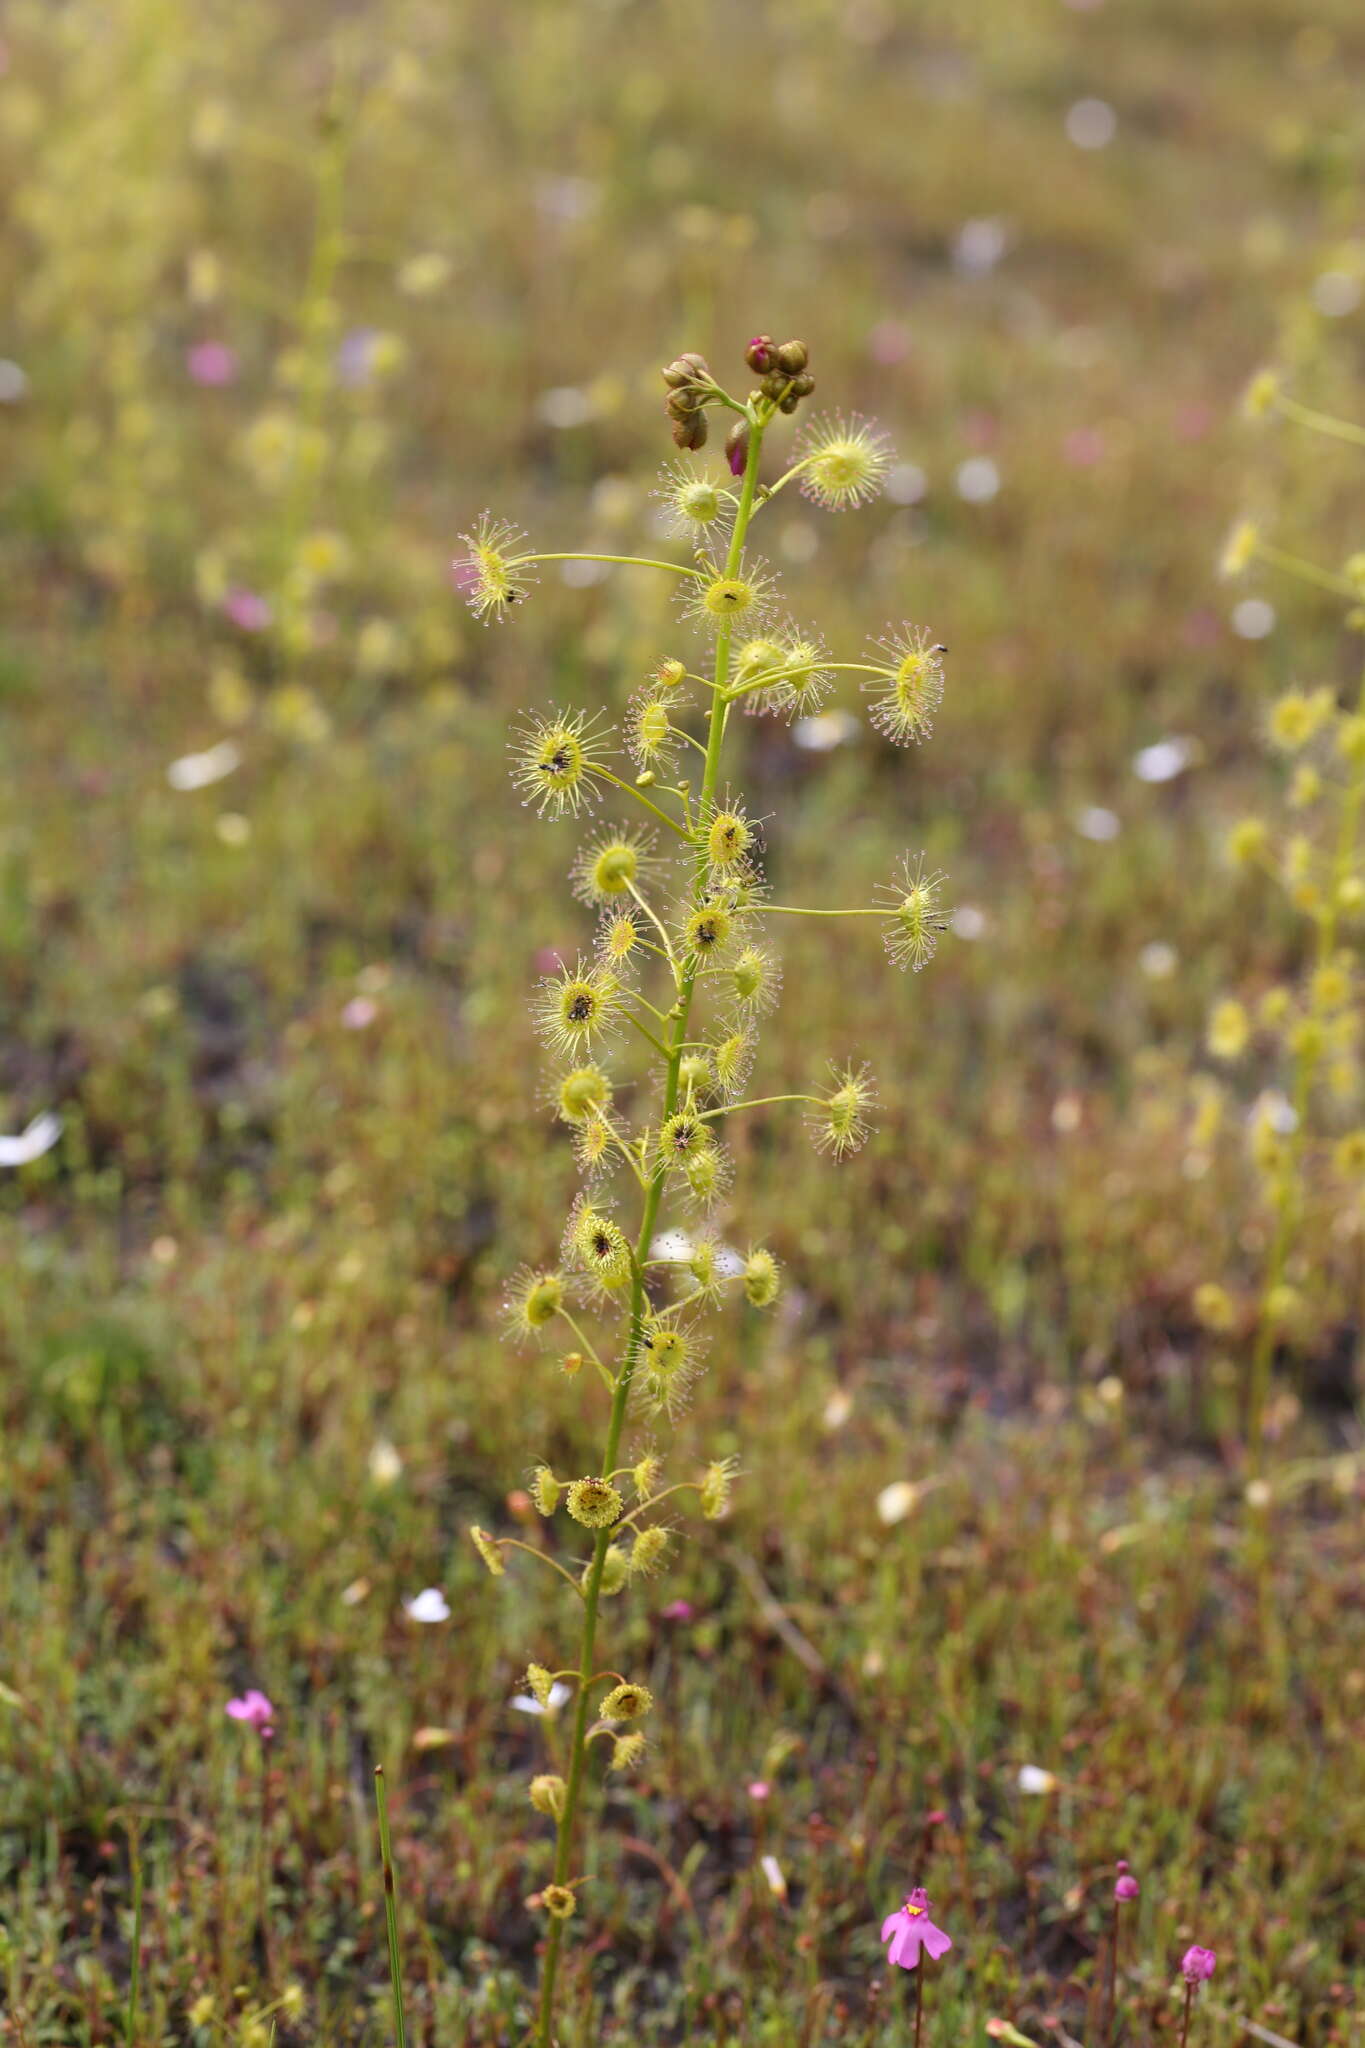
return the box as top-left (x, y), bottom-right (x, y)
top-left (745, 334), bottom-right (774, 372)
top-left (775, 339), bottom-right (808, 373)
top-left (725, 421), bottom-right (750, 476)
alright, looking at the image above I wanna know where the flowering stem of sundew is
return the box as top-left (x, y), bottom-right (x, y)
top-left (1250, 542), bottom-right (1359, 602)
top-left (525, 552), bottom-right (706, 580)
top-left (500, 1540), bottom-right (588, 1598)
top-left (1272, 392), bottom-right (1365, 449)
top-left (595, 770), bottom-right (690, 838)
top-left (535, 398), bottom-right (771, 2048)
top-left (913, 1962), bottom-right (925, 2048)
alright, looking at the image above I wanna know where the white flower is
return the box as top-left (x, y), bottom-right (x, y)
top-left (0, 1112), bottom-right (62, 1167)
top-left (1017, 1764), bottom-right (1059, 1795)
top-left (1075, 806), bottom-right (1120, 841)
top-left (1132, 738), bottom-right (1194, 784)
top-left (166, 739), bottom-right (242, 791)
top-left (368, 1440), bottom-right (403, 1486)
top-left (510, 1681), bottom-right (572, 1716)
top-left (404, 1588), bottom-right (450, 1624)
top-left (876, 1480), bottom-right (920, 1526)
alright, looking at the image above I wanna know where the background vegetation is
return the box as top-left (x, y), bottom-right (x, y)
top-left (0, 1), bottom-right (1361, 2043)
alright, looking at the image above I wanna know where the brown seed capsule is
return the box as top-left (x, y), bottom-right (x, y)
top-left (775, 339), bottom-right (808, 373)
top-left (790, 372), bottom-right (815, 397)
top-left (672, 410), bottom-right (708, 450)
top-left (666, 388), bottom-right (700, 422)
top-left (677, 351), bottom-right (712, 379)
top-left (759, 370), bottom-right (787, 400)
top-left (779, 392), bottom-right (799, 413)
top-left (661, 358), bottom-right (696, 390)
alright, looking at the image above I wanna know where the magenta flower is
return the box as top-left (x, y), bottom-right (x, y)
top-left (226, 1688), bottom-right (275, 1739)
top-left (187, 341), bottom-right (238, 388)
top-left (223, 588), bottom-right (272, 633)
top-left (1181, 1946), bottom-right (1216, 1985)
top-left (1115, 1870), bottom-right (1140, 1900)
top-left (881, 1886), bottom-right (953, 1971)
top-left (661, 1599), bottom-right (695, 1622)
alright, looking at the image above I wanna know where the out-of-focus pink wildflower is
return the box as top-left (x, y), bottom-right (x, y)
top-left (224, 588), bottom-right (272, 632)
top-left (747, 1780), bottom-right (770, 1801)
top-left (1114, 1860), bottom-right (1140, 1901)
top-left (226, 1689), bottom-right (275, 1739)
top-left (661, 1599), bottom-right (694, 1622)
top-left (880, 1886), bottom-right (953, 1971)
top-left (1181, 1946), bottom-right (1216, 1984)
top-left (187, 341), bottom-right (238, 387)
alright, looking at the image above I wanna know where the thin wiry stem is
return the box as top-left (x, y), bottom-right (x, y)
top-left (596, 769), bottom-right (690, 837)
top-left (1273, 392), bottom-right (1365, 449)
top-left (526, 551), bottom-right (706, 579)
top-left (499, 1539), bottom-right (588, 1599)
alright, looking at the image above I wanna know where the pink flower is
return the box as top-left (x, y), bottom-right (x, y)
top-left (223, 588), bottom-right (272, 633)
top-left (1181, 1946), bottom-right (1216, 1985)
top-left (881, 1886), bottom-right (953, 1971)
top-left (1115, 1867), bottom-right (1140, 1900)
top-left (747, 1780), bottom-right (771, 1802)
top-left (226, 1689), bottom-right (275, 1739)
top-left (661, 1599), bottom-right (694, 1622)
top-left (187, 341), bottom-right (238, 388)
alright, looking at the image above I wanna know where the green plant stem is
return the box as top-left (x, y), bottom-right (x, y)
top-left (596, 771), bottom-right (690, 838)
top-left (527, 552), bottom-right (704, 579)
top-left (271, 94), bottom-right (349, 601)
top-left (1273, 392), bottom-right (1365, 450)
top-left (1251, 541), bottom-right (1358, 602)
top-left (534, 401), bottom-right (770, 2048)
top-left (757, 904), bottom-right (885, 917)
top-left (125, 1830), bottom-right (143, 2048)
top-left (374, 1768), bottom-right (408, 2048)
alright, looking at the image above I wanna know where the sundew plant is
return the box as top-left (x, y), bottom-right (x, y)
top-left (1204, 367), bottom-right (1365, 1469)
top-left (454, 336), bottom-right (951, 2045)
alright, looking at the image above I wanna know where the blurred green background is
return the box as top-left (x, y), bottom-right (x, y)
top-left (0, 1), bottom-right (1362, 2043)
